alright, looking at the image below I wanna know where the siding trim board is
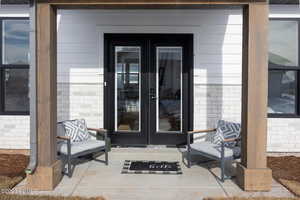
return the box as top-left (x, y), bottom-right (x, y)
top-left (269, 0), bottom-right (299, 4)
top-left (39, 0), bottom-right (267, 4)
top-left (1, 0), bottom-right (296, 5)
top-left (36, 0), bottom-right (268, 9)
top-left (0, 0), bottom-right (29, 4)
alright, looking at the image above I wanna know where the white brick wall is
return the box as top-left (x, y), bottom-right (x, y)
top-left (0, 116), bottom-right (30, 149)
top-left (194, 84), bottom-right (241, 130)
top-left (57, 83), bottom-right (103, 128)
top-left (268, 119), bottom-right (300, 152)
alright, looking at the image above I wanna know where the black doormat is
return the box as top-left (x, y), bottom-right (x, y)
top-left (122, 160), bottom-right (182, 175)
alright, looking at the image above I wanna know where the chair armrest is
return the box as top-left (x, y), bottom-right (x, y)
top-left (222, 137), bottom-right (241, 143)
top-left (88, 128), bottom-right (107, 136)
top-left (220, 137), bottom-right (241, 158)
top-left (88, 128), bottom-right (107, 132)
top-left (88, 128), bottom-right (108, 143)
top-left (57, 136), bottom-right (71, 157)
top-left (57, 136), bottom-right (71, 141)
top-left (187, 128), bottom-right (216, 135)
top-left (187, 128), bottom-right (217, 149)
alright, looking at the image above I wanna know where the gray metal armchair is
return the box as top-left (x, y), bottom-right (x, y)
top-left (57, 123), bottom-right (109, 177)
top-left (186, 128), bottom-right (240, 182)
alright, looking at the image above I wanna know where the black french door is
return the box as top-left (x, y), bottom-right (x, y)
top-left (104, 34), bottom-right (193, 146)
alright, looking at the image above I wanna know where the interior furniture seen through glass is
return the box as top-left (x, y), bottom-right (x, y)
top-left (156, 47), bottom-right (182, 132)
top-left (268, 70), bottom-right (296, 114)
top-left (115, 46), bottom-right (140, 131)
top-left (4, 68), bottom-right (29, 112)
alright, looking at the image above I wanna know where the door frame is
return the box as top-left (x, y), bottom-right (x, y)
top-left (148, 35), bottom-right (194, 145)
top-left (104, 33), bottom-right (194, 146)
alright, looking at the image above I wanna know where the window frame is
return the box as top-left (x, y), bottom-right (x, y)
top-left (268, 18), bottom-right (300, 118)
top-left (0, 17), bottom-right (29, 115)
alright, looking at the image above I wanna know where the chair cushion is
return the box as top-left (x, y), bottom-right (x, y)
top-left (190, 141), bottom-right (235, 158)
top-left (212, 120), bottom-right (241, 148)
top-left (57, 139), bottom-right (105, 155)
top-left (62, 119), bottom-right (90, 143)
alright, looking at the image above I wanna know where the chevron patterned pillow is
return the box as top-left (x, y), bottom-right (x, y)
top-left (212, 120), bottom-right (241, 148)
top-left (62, 119), bottom-right (91, 143)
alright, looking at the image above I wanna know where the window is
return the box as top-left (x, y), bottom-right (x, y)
top-left (0, 18), bottom-right (29, 115)
top-left (268, 19), bottom-right (300, 117)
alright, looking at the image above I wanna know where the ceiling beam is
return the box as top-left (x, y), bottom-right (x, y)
top-left (37, 0), bottom-right (267, 7)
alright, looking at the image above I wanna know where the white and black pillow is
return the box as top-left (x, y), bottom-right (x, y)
top-left (212, 120), bottom-right (241, 148)
top-left (62, 119), bottom-right (90, 143)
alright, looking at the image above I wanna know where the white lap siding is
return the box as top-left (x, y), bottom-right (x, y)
top-left (57, 9), bottom-right (243, 142)
top-left (0, 5), bottom-right (29, 150)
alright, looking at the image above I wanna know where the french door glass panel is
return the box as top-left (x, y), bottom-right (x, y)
top-left (156, 47), bottom-right (182, 132)
top-left (115, 46), bottom-right (141, 131)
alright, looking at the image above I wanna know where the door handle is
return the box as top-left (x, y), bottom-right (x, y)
top-left (150, 88), bottom-right (156, 100)
top-left (150, 95), bottom-right (157, 100)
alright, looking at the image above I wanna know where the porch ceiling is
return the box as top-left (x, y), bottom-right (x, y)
top-left (37, 0), bottom-right (267, 7)
top-left (1, 0), bottom-right (29, 4)
top-left (269, 0), bottom-right (299, 4)
top-left (1, 0), bottom-right (294, 5)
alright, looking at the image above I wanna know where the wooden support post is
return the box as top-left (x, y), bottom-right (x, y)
top-left (27, 3), bottom-right (62, 191)
top-left (237, 2), bottom-right (272, 191)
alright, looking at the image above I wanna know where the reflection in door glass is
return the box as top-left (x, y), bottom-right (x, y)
top-left (157, 47), bottom-right (182, 132)
top-left (115, 47), bottom-right (140, 131)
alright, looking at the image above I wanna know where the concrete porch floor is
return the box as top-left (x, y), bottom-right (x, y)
top-left (16, 148), bottom-right (294, 200)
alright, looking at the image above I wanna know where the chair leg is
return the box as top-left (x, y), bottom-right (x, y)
top-left (224, 157), bottom-right (233, 181)
top-left (187, 150), bottom-right (191, 168)
top-left (220, 158), bottom-right (225, 182)
top-left (66, 139), bottom-right (72, 177)
top-left (67, 154), bottom-right (72, 178)
top-left (105, 150), bottom-right (108, 165)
